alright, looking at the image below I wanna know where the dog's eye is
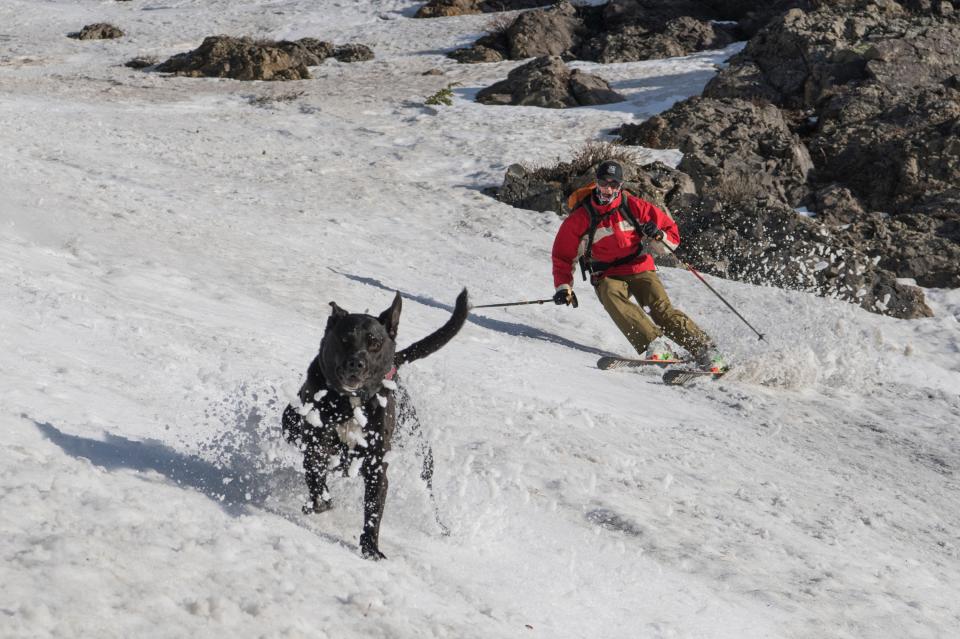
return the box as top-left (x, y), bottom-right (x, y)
top-left (368, 335), bottom-right (382, 351)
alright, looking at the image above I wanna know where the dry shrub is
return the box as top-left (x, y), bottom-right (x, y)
top-left (529, 140), bottom-right (640, 183)
top-left (715, 171), bottom-right (761, 207)
top-left (485, 13), bottom-right (516, 35)
top-left (251, 37), bottom-right (278, 47)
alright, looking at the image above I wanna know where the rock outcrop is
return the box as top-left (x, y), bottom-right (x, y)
top-left (450, 0), bottom-right (740, 64)
top-left (476, 56), bottom-right (624, 108)
top-left (155, 36), bottom-right (373, 81)
top-left (569, 0), bottom-right (960, 316)
top-left (69, 23), bottom-right (124, 40)
top-left (414, 0), bottom-right (555, 19)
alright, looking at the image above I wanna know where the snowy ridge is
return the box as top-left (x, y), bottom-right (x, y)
top-left (2, 1), bottom-right (959, 638)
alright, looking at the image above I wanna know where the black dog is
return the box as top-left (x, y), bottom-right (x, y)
top-left (282, 289), bottom-right (468, 559)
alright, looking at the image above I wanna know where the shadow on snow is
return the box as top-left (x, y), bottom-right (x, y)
top-left (30, 417), bottom-right (355, 552)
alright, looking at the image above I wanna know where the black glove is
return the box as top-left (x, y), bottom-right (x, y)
top-left (640, 221), bottom-right (663, 241)
top-left (553, 288), bottom-right (579, 307)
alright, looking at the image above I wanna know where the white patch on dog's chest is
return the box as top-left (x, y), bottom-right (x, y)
top-left (336, 396), bottom-right (368, 449)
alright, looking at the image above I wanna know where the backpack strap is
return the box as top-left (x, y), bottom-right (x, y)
top-left (582, 197), bottom-right (601, 260)
top-left (577, 196), bottom-right (601, 282)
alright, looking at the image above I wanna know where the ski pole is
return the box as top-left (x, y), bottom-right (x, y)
top-left (471, 298), bottom-right (555, 309)
top-left (657, 239), bottom-right (766, 341)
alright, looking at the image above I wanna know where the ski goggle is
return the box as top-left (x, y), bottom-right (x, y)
top-left (597, 179), bottom-right (622, 188)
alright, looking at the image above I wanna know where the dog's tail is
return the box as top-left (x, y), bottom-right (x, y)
top-left (395, 288), bottom-right (469, 367)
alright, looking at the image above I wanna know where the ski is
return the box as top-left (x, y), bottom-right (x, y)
top-left (662, 367), bottom-right (729, 385)
top-left (597, 355), bottom-right (687, 370)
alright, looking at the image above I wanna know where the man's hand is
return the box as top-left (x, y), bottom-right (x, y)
top-left (553, 286), bottom-right (579, 308)
top-left (640, 221), bottom-right (663, 241)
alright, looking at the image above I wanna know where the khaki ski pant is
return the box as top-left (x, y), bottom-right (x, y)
top-left (594, 271), bottom-right (711, 356)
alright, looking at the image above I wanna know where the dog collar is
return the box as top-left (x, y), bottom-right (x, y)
top-left (384, 366), bottom-right (397, 381)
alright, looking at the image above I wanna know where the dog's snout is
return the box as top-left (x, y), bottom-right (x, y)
top-left (345, 356), bottom-right (367, 374)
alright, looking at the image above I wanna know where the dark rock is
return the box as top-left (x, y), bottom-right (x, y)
top-left (414, 0), bottom-right (554, 19)
top-left (862, 26), bottom-right (960, 92)
top-left (155, 36), bottom-right (374, 81)
top-left (621, 97), bottom-right (813, 208)
top-left (448, 30), bottom-right (510, 63)
top-left (614, 1), bottom-right (960, 308)
top-left (69, 23), bottom-right (124, 40)
top-left (497, 164), bottom-right (564, 213)
top-left (676, 198), bottom-right (933, 318)
top-left (579, 25), bottom-right (687, 63)
top-left (808, 85), bottom-right (960, 287)
top-left (813, 183), bottom-right (866, 224)
top-left (448, 45), bottom-right (506, 63)
top-left (452, 0), bottom-right (743, 65)
top-left (124, 56), bottom-right (158, 69)
top-left (664, 15), bottom-right (736, 51)
top-left (507, 1), bottom-right (582, 59)
top-left (569, 69), bottom-right (626, 105)
top-left (476, 56), bottom-right (624, 108)
top-left (703, 59), bottom-right (782, 103)
top-left (416, 0), bottom-right (482, 17)
top-left (721, 0), bottom-right (813, 37)
top-left (278, 38), bottom-right (334, 66)
top-left (156, 36), bottom-right (311, 80)
top-left (332, 44), bottom-right (375, 62)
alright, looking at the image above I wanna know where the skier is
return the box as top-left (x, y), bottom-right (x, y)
top-left (551, 159), bottom-right (726, 371)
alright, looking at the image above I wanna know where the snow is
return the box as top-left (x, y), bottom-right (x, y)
top-left (2, 1), bottom-right (959, 638)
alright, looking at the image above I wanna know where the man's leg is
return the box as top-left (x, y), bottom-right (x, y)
top-left (595, 276), bottom-right (662, 355)
top-left (627, 272), bottom-right (713, 356)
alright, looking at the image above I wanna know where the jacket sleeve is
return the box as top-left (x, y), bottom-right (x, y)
top-left (631, 197), bottom-right (680, 251)
top-left (551, 209), bottom-right (589, 289)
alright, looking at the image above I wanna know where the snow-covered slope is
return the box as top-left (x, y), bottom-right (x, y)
top-left (2, 1), bottom-right (959, 637)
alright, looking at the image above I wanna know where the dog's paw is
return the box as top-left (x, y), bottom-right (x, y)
top-left (361, 547), bottom-right (386, 561)
top-left (302, 498), bottom-right (333, 515)
top-left (359, 535), bottom-right (387, 560)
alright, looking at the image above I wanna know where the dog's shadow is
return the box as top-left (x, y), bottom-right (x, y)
top-left (31, 418), bottom-right (353, 551)
top-left (331, 269), bottom-right (611, 357)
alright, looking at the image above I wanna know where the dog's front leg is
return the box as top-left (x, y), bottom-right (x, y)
top-left (302, 444), bottom-right (334, 515)
top-left (359, 398), bottom-right (394, 560)
top-left (359, 451), bottom-right (388, 560)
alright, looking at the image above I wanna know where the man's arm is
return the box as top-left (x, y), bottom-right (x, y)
top-left (631, 198), bottom-right (679, 251)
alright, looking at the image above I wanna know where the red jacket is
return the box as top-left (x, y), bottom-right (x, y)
top-left (551, 192), bottom-right (679, 288)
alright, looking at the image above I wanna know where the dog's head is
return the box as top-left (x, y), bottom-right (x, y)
top-left (318, 292), bottom-right (401, 397)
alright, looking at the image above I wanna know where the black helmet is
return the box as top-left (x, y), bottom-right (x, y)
top-left (595, 160), bottom-right (624, 183)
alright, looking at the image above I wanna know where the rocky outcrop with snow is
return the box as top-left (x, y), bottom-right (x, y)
top-left (608, 0), bottom-right (960, 313)
top-left (155, 36), bottom-right (373, 81)
top-left (476, 56), bottom-right (624, 108)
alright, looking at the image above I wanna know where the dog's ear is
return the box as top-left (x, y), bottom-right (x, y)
top-left (324, 301), bottom-right (349, 335)
top-left (378, 292), bottom-right (402, 339)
